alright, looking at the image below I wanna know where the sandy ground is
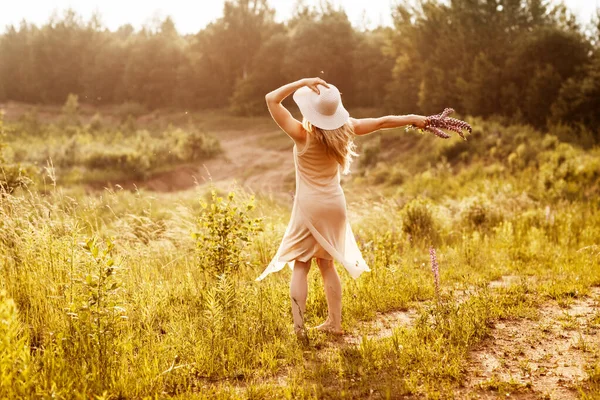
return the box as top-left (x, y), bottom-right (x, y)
top-left (456, 287), bottom-right (600, 399)
top-left (97, 129), bottom-right (295, 196)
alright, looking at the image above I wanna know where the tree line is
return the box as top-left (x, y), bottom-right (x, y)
top-left (0, 0), bottom-right (599, 137)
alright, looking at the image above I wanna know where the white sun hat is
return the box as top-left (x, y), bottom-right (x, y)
top-left (292, 84), bottom-right (349, 130)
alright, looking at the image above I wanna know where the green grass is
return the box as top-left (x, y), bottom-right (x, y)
top-left (1, 109), bottom-right (600, 398)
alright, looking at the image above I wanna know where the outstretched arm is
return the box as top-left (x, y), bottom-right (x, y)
top-left (265, 77), bottom-right (329, 142)
top-left (350, 114), bottom-right (428, 136)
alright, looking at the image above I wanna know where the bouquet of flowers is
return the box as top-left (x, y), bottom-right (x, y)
top-left (407, 108), bottom-right (471, 141)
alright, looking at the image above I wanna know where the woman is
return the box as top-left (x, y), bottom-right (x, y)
top-left (255, 77), bottom-right (429, 336)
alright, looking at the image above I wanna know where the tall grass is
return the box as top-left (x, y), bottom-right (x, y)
top-left (0, 114), bottom-right (599, 398)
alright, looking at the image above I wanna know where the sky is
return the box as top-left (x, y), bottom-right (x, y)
top-left (0, 0), bottom-right (597, 33)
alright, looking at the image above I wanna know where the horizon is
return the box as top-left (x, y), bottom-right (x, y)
top-left (1, 0), bottom-right (598, 34)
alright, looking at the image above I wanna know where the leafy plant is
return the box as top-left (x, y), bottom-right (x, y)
top-left (429, 247), bottom-right (441, 304)
top-left (194, 190), bottom-right (262, 275)
top-left (0, 112), bottom-right (31, 193)
top-left (401, 198), bottom-right (439, 245)
top-left (0, 290), bottom-right (33, 398)
top-left (64, 237), bottom-right (127, 391)
top-left (61, 93), bottom-right (80, 126)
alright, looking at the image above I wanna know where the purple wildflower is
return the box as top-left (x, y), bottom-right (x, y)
top-left (429, 246), bottom-right (441, 303)
top-left (419, 108), bottom-right (472, 141)
top-left (429, 126), bottom-right (451, 139)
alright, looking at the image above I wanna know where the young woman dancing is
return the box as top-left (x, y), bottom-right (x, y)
top-left (255, 77), bottom-right (429, 336)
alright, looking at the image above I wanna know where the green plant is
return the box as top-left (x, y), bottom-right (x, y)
top-left (0, 112), bottom-right (31, 193)
top-left (89, 113), bottom-right (104, 132)
top-left (64, 237), bottom-right (127, 391)
top-left (194, 190), bottom-right (262, 275)
top-left (202, 272), bottom-right (239, 376)
top-left (0, 290), bottom-right (33, 398)
top-left (360, 140), bottom-right (380, 168)
top-left (61, 93), bottom-right (80, 126)
top-left (401, 198), bottom-right (439, 245)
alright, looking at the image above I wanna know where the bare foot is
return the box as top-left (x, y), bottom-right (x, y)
top-left (313, 321), bottom-right (344, 335)
top-left (294, 327), bottom-right (309, 344)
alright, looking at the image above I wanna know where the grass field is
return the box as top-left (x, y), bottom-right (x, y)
top-left (1, 104), bottom-right (599, 399)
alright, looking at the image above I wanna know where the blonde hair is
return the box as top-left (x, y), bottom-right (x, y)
top-left (302, 118), bottom-right (358, 175)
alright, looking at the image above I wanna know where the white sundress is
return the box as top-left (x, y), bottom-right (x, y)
top-left (255, 133), bottom-right (370, 281)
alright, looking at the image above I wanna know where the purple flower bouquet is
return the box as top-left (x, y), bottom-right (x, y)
top-left (408, 108), bottom-right (472, 141)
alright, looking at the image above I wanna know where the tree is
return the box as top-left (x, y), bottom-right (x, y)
top-left (283, 6), bottom-right (356, 103)
top-left (121, 18), bottom-right (185, 108)
top-left (230, 32), bottom-right (288, 115)
top-left (352, 28), bottom-right (394, 108)
top-left (550, 55), bottom-right (600, 138)
top-left (187, 0), bottom-right (277, 108)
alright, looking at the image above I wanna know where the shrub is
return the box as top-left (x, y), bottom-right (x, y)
top-left (88, 113), bottom-right (104, 132)
top-left (163, 128), bottom-right (222, 164)
top-left (368, 163), bottom-right (391, 185)
top-left (388, 166), bottom-right (409, 186)
top-left (194, 190), bottom-right (262, 275)
top-left (64, 237), bottom-right (127, 392)
top-left (462, 198), bottom-right (503, 230)
top-left (84, 148), bottom-right (151, 179)
top-left (401, 198), bottom-right (439, 245)
top-left (115, 102), bottom-right (148, 120)
top-left (441, 139), bottom-right (470, 163)
top-left (120, 115), bottom-right (137, 133)
top-left (61, 93), bottom-right (80, 126)
top-left (17, 109), bottom-right (42, 135)
top-left (360, 141), bottom-right (380, 168)
top-left (536, 143), bottom-right (600, 199)
top-left (178, 129), bottom-right (221, 162)
top-left (0, 112), bottom-right (32, 193)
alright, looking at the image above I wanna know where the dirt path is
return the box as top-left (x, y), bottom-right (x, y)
top-left (259, 279), bottom-right (599, 399)
top-left (341, 281), bottom-right (599, 398)
top-left (100, 129), bottom-right (295, 195)
top-left (456, 287), bottom-right (600, 399)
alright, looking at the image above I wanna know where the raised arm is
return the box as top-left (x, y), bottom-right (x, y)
top-left (350, 114), bottom-right (428, 136)
top-left (265, 77), bottom-right (329, 142)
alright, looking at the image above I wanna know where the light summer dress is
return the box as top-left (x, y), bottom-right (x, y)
top-left (255, 133), bottom-right (371, 281)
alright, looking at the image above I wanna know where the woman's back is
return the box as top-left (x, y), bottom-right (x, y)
top-left (294, 132), bottom-right (341, 193)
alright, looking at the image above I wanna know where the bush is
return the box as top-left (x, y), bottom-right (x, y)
top-left (115, 102), bottom-right (148, 120)
top-left (61, 93), bottom-right (80, 126)
top-left (0, 165), bottom-right (33, 194)
top-left (64, 237), bottom-right (127, 392)
top-left (0, 112), bottom-right (32, 193)
top-left (360, 141), bottom-right (380, 168)
top-left (461, 198), bottom-right (503, 230)
top-left (536, 143), bottom-right (600, 199)
top-left (401, 198), bottom-right (439, 245)
top-left (84, 148), bottom-right (151, 179)
top-left (17, 109), bottom-right (42, 135)
top-left (80, 127), bottom-right (221, 180)
top-left (441, 139), bottom-right (470, 163)
top-left (88, 113), bottom-right (104, 132)
top-left (194, 190), bottom-right (262, 275)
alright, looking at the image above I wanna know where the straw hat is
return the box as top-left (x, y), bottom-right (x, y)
top-left (293, 84), bottom-right (349, 130)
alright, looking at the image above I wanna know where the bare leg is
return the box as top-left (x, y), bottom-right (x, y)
top-left (290, 259), bottom-right (311, 335)
top-left (315, 258), bottom-right (343, 334)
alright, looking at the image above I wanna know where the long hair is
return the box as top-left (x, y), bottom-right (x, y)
top-left (302, 118), bottom-right (358, 175)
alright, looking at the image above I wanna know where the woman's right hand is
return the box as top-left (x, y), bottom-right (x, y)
top-left (411, 115), bottom-right (429, 129)
top-left (303, 77), bottom-right (329, 95)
